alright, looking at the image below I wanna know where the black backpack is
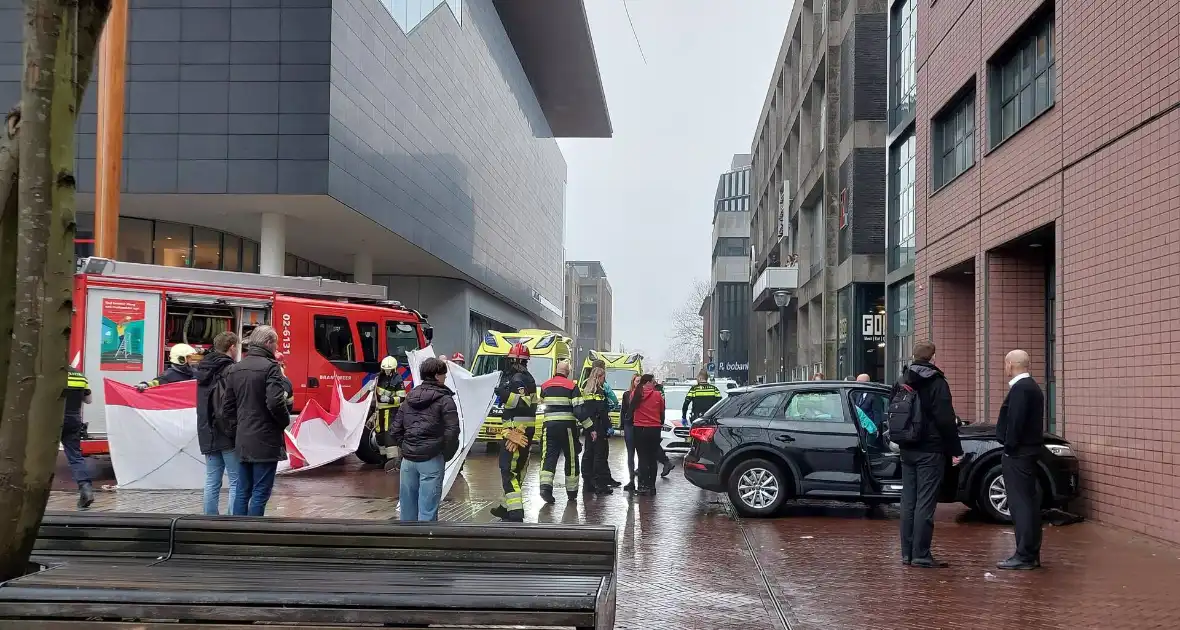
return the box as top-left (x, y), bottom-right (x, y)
top-left (209, 373), bottom-right (235, 439)
top-left (886, 384), bottom-right (926, 447)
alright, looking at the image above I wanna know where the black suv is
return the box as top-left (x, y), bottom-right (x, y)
top-left (683, 382), bottom-right (1080, 521)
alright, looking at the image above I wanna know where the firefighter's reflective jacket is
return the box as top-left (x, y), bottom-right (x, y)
top-left (539, 375), bottom-right (588, 429)
top-left (495, 369), bottom-right (538, 427)
top-left (375, 371), bottom-right (406, 410)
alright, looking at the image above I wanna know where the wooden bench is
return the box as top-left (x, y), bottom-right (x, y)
top-left (29, 512), bottom-right (176, 568)
top-left (0, 513), bottom-right (618, 630)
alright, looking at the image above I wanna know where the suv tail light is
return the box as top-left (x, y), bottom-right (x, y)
top-left (688, 426), bottom-right (716, 442)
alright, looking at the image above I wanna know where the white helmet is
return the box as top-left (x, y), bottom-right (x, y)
top-left (380, 356), bottom-right (397, 372)
top-left (169, 343), bottom-right (198, 365)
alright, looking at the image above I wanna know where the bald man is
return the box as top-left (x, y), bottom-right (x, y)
top-left (996, 349), bottom-right (1045, 570)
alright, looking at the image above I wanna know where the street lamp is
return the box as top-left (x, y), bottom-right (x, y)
top-left (719, 329), bottom-right (731, 346)
top-left (717, 329), bottom-right (731, 379)
top-left (774, 290), bottom-right (790, 382)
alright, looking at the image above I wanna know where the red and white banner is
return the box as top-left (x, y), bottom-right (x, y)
top-left (105, 379), bottom-right (205, 490)
top-left (277, 383), bottom-right (370, 474)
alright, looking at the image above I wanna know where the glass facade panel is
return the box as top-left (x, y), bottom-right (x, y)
top-left (192, 227), bottom-right (221, 270)
top-left (887, 279), bottom-right (915, 381)
top-left (243, 241), bottom-right (259, 274)
top-left (889, 132), bottom-right (916, 271)
top-left (889, 0), bottom-right (916, 127)
top-left (223, 235), bottom-right (241, 272)
top-left (383, 0), bottom-right (461, 32)
top-left (153, 222), bottom-right (191, 268)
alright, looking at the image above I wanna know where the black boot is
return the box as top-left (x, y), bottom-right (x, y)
top-left (661, 459), bottom-right (676, 478)
top-left (504, 510), bottom-right (525, 523)
top-left (608, 478), bottom-right (622, 487)
top-left (623, 480), bottom-right (635, 492)
top-left (593, 484), bottom-right (614, 496)
top-left (77, 482), bottom-right (95, 510)
top-left (567, 490), bottom-right (578, 501)
top-left (490, 505), bottom-right (508, 520)
top-left (540, 485), bottom-right (555, 504)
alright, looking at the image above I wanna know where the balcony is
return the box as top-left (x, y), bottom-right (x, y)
top-left (752, 258), bottom-right (800, 312)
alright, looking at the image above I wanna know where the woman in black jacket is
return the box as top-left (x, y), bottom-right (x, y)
top-left (390, 358), bottom-right (460, 521)
top-left (620, 373), bottom-right (640, 491)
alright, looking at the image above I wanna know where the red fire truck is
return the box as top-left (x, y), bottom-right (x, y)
top-left (70, 257), bottom-right (431, 464)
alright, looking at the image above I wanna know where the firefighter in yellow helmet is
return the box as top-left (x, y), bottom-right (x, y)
top-left (136, 343), bottom-right (200, 391)
top-left (373, 356), bottom-right (407, 467)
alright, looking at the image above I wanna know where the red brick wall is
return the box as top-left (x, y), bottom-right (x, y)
top-left (930, 273), bottom-right (977, 422)
top-left (916, 0), bottom-right (1180, 542)
top-left (984, 252), bottom-right (1047, 421)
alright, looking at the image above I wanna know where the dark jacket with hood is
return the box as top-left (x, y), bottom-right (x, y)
top-left (194, 351), bottom-right (235, 455)
top-left (893, 361), bottom-right (963, 456)
top-left (390, 381), bottom-right (460, 462)
top-left (144, 363), bottom-right (195, 388)
top-left (222, 344), bottom-right (291, 463)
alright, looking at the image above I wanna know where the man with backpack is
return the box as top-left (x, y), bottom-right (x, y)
top-left (195, 332), bottom-right (240, 516)
top-left (887, 341), bottom-right (963, 568)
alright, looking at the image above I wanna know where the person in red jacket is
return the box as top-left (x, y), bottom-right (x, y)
top-left (629, 374), bottom-right (665, 496)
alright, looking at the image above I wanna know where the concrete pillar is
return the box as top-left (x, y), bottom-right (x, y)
top-left (353, 252), bottom-right (373, 285)
top-left (260, 213), bottom-right (286, 276)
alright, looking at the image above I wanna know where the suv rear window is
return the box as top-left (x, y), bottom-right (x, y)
top-left (702, 390), bottom-right (754, 419)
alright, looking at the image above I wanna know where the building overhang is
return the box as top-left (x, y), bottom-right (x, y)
top-left (493, 0), bottom-right (612, 138)
top-left (752, 265), bottom-right (800, 312)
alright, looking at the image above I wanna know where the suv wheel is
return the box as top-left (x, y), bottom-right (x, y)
top-left (727, 458), bottom-right (788, 517)
top-left (976, 463), bottom-right (1043, 524)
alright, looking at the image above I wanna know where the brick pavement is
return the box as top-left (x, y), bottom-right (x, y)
top-left (50, 445), bottom-right (1180, 629)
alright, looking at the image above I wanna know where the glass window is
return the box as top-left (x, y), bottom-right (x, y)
top-left (285, 253), bottom-right (297, 276)
top-left (932, 92), bottom-right (975, 189)
top-left (296, 257), bottom-right (309, 277)
top-left (785, 391), bottom-right (845, 422)
top-left (889, 0), bottom-right (916, 126)
top-left (223, 235), bottom-right (241, 272)
top-left (118, 217), bottom-right (153, 264)
top-left (153, 222), bottom-right (191, 268)
top-left (243, 240), bottom-right (259, 273)
top-left (888, 279), bottom-right (915, 381)
top-left (747, 392), bottom-right (788, 418)
top-left (314, 315), bottom-right (355, 362)
top-left (990, 16), bottom-right (1055, 147)
top-left (357, 322), bottom-right (379, 362)
top-left (713, 237), bottom-right (751, 259)
top-left (386, 321), bottom-right (421, 364)
top-left (809, 203), bottom-right (824, 277)
top-left (889, 132), bottom-right (916, 271)
top-left (192, 227), bottom-right (221, 270)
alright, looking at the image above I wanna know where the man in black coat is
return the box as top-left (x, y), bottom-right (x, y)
top-left (895, 341), bottom-right (963, 569)
top-left (996, 349), bottom-right (1045, 570)
top-left (222, 325), bottom-right (291, 517)
top-left (194, 331), bottom-right (240, 516)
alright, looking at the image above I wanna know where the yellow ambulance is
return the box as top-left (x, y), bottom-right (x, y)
top-left (579, 350), bottom-right (644, 430)
top-left (470, 329), bottom-right (572, 442)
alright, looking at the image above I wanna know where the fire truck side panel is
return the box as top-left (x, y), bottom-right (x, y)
top-left (81, 287), bottom-right (165, 437)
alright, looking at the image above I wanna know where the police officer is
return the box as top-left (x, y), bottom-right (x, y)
top-left (491, 343), bottom-right (537, 522)
top-left (580, 366), bottom-right (613, 495)
top-left (63, 368), bottom-right (95, 509)
top-left (682, 370), bottom-right (723, 421)
top-left (374, 356), bottom-right (407, 465)
top-left (537, 360), bottom-right (586, 504)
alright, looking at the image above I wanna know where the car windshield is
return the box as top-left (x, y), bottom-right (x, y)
top-left (604, 368), bottom-right (636, 392)
top-left (662, 387), bottom-right (690, 411)
top-left (470, 354), bottom-right (555, 380)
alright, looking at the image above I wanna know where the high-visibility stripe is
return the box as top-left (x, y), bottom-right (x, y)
top-left (580, 418), bottom-right (593, 430)
top-left (66, 378), bottom-right (89, 389)
top-left (543, 412), bottom-right (575, 422)
top-left (542, 396), bottom-right (572, 405)
top-left (584, 393), bottom-right (605, 401)
top-left (570, 396), bottom-right (585, 406)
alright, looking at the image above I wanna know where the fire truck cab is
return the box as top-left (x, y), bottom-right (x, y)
top-left (71, 257), bottom-right (431, 463)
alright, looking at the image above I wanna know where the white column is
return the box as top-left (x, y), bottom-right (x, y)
top-left (259, 212), bottom-right (286, 276)
top-left (353, 252), bottom-right (373, 285)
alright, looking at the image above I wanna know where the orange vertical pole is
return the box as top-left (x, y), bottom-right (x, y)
top-left (94, 0), bottom-right (128, 260)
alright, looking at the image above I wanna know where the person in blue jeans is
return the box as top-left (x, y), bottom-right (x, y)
top-left (390, 357), bottom-right (460, 521)
top-left (194, 331), bottom-right (241, 515)
top-left (221, 326), bottom-right (291, 517)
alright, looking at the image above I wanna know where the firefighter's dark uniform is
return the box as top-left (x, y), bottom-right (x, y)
top-left (494, 367), bottom-right (538, 521)
top-left (373, 371), bottom-right (406, 451)
top-left (682, 382), bottom-right (723, 420)
top-left (62, 369), bottom-right (94, 508)
top-left (538, 374), bottom-right (587, 502)
top-left (580, 386), bottom-right (613, 494)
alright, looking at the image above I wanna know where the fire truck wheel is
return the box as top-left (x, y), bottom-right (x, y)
top-left (355, 426), bottom-right (388, 466)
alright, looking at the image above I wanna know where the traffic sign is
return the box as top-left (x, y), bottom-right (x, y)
top-left (707, 362), bottom-right (716, 373)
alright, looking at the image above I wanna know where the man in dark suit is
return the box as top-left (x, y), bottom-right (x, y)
top-left (995, 349), bottom-right (1045, 570)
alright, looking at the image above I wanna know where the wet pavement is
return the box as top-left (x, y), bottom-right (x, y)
top-left (50, 441), bottom-right (1180, 629)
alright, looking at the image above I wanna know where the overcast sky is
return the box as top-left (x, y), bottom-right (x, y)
top-left (558, 1), bottom-right (791, 362)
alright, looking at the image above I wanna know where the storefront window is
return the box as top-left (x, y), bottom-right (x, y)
top-left (243, 241), bottom-right (259, 273)
top-left (855, 284), bottom-right (886, 383)
top-left (223, 235), bottom-right (242, 272)
top-left (192, 227), bottom-right (221, 270)
top-left (153, 222), bottom-right (191, 268)
top-left (887, 279), bottom-right (915, 381)
top-left (118, 217), bottom-right (154, 264)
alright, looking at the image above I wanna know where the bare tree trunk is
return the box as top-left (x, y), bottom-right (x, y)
top-left (0, 0), bottom-right (111, 582)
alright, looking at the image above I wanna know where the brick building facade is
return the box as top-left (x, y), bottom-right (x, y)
top-left (913, 0), bottom-right (1180, 541)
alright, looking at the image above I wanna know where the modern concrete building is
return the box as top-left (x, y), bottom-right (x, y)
top-left (0, 0), bottom-right (610, 361)
top-left (748, 0), bottom-right (888, 384)
top-left (705, 154), bottom-right (753, 384)
top-left (913, 0), bottom-right (1180, 542)
top-left (564, 260), bottom-right (613, 369)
